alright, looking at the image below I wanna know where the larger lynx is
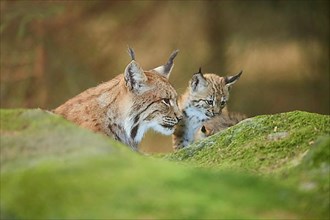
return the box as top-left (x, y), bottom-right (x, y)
top-left (54, 48), bottom-right (182, 151)
top-left (172, 68), bottom-right (242, 149)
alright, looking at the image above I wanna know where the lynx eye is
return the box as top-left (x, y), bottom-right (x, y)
top-left (162, 98), bottom-right (171, 106)
top-left (205, 100), bottom-right (213, 105)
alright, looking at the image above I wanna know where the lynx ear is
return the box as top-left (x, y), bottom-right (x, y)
top-left (190, 67), bottom-right (208, 92)
top-left (124, 47), bottom-right (147, 92)
top-left (152, 49), bottom-right (179, 78)
top-left (225, 70), bottom-right (243, 87)
top-left (124, 60), bottom-right (147, 92)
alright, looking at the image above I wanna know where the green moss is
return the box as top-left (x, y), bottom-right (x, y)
top-left (1, 109), bottom-right (329, 219)
top-left (280, 136), bottom-right (330, 217)
top-left (166, 111), bottom-right (330, 173)
top-left (300, 136), bottom-right (330, 169)
top-left (1, 156), bottom-right (308, 219)
top-left (164, 111), bottom-right (330, 218)
top-left (0, 109), bottom-right (121, 171)
top-left (0, 109), bottom-right (27, 131)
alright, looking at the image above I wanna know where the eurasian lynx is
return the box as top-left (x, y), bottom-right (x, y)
top-left (54, 48), bottom-right (182, 151)
top-left (172, 68), bottom-right (242, 149)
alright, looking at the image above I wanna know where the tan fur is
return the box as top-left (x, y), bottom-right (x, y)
top-left (196, 110), bottom-right (247, 139)
top-left (54, 49), bottom-right (182, 151)
top-left (173, 69), bottom-right (242, 149)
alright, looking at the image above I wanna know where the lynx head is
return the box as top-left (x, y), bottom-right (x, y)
top-left (184, 67), bottom-right (242, 120)
top-left (124, 48), bottom-right (182, 141)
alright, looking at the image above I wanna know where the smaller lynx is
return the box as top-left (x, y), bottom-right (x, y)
top-left (172, 68), bottom-right (242, 149)
top-left (54, 48), bottom-right (182, 151)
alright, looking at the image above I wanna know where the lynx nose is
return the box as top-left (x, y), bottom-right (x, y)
top-left (176, 114), bottom-right (183, 122)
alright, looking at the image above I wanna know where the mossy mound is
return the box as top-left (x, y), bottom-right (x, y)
top-left (165, 111), bottom-right (330, 217)
top-left (0, 109), bottom-right (329, 219)
top-left (166, 111), bottom-right (329, 172)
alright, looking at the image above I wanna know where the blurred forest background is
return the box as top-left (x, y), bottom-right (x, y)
top-left (1, 0), bottom-right (329, 153)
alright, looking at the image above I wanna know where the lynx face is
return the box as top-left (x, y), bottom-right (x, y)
top-left (173, 68), bottom-right (242, 149)
top-left (183, 68), bottom-right (242, 121)
top-left (127, 71), bottom-right (182, 142)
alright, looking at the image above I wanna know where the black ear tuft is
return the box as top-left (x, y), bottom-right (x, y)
top-left (163, 49), bottom-right (179, 74)
top-left (198, 67), bottom-right (202, 74)
top-left (152, 49), bottom-right (179, 78)
top-left (127, 46), bottom-right (135, 61)
top-left (225, 70), bottom-right (243, 86)
top-left (167, 50), bottom-right (179, 65)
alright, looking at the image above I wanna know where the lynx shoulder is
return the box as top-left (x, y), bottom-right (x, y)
top-left (172, 67), bottom-right (242, 149)
top-left (54, 48), bottom-right (182, 151)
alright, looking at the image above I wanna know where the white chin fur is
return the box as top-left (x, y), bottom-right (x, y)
top-left (186, 107), bottom-right (208, 120)
top-left (151, 123), bottom-right (175, 135)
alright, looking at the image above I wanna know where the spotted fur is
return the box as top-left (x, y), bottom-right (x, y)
top-left (54, 48), bottom-right (182, 151)
top-left (172, 68), bottom-right (242, 149)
